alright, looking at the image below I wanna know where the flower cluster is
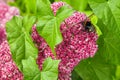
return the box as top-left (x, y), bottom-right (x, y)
top-left (0, 41), bottom-right (23, 80)
top-left (51, 2), bottom-right (65, 15)
top-left (0, 2), bottom-right (19, 28)
top-left (0, 27), bottom-right (6, 44)
top-left (32, 1), bottom-right (98, 80)
top-left (0, 2), bottom-right (19, 43)
top-left (0, 2), bottom-right (23, 80)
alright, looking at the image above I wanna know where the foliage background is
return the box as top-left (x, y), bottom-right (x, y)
top-left (8, 0), bottom-right (120, 80)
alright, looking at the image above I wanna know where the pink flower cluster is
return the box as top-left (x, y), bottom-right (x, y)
top-left (0, 27), bottom-right (6, 44)
top-left (51, 2), bottom-right (65, 15)
top-left (0, 41), bottom-right (23, 80)
top-left (32, 1), bottom-right (98, 80)
top-left (0, 2), bottom-right (19, 28)
top-left (0, 2), bottom-right (19, 44)
top-left (0, 2), bottom-right (23, 80)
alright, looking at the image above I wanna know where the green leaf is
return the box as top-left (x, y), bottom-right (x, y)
top-left (71, 70), bottom-right (82, 80)
top-left (116, 65), bottom-right (120, 80)
top-left (90, 15), bottom-right (102, 36)
top-left (41, 58), bottom-right (60, 80)
top-left (58, 0), bottom-right (88, 11)
top-left (36, 0), bottom-right (53, 16)
top-left (10, 0), bottom-right (37, 15)
top-left (22, 57), bottom-right (60, 80)
top-left (36, 5), bottom-right (74, 55)
top-left (88, 0), bottom-right (120, 65)
top-left (108, 0), bottom-right (120, 29)
top-left (6, 16), bottom-right (38, 70)
top-left (22, 57), bottom-right (41, 80)
top-left (24, 0), bottom-right (36, 14)
top-left (75, 54), bottom-right (116, 80)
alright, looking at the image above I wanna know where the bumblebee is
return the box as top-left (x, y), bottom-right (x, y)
top-left (81, 13), bottom-right (96, 32)
top-left (83, 20), bottom-right (95, 32)
top-left (63, 13), bottom-right (96, 33)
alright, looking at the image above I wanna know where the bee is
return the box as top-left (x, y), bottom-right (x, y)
top-left (82, 13), bottom-right (96, 32)
top-left (62, 13), bottom-right (96, 33)
top-left (83, 20), bottom-right (95, 32)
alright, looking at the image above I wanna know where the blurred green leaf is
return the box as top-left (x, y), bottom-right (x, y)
top-left (70, 0), bottom-right (88, 11)
top-left (72, 70), bottom-right (82, 80)
top-left (41, 58), bottom-right (60, 80)
top-left (116, 65), bottom-right (120, 80)
top-left (107, 0), bottom-right (120, 28)
top-left (10, 0), bottom-right (36, 15)
top-left (22, 57), bottom-right (60, 80)
top-left (22, 57), bottom-right (41, 80)
top-left (90, 15), bottom-right (102, 36)
top-left (55, 0), bottom-right (88, 11)
top-left (6, 16), bottom-right (38, 70)
top-left (75, 54), bottom-right (116, 80)
top-left (49, 0), bottom-right (55, 3)
top-left (37, 0), bottom-right (53, 16)
top-left (83, 10), bottom-right (92, 16)
top-left (24, 0), bottom-right (36, 14)
top-left (88, 0), bottom-right (120, 65)
top-left (91, 15), bottom-right (98, 24)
